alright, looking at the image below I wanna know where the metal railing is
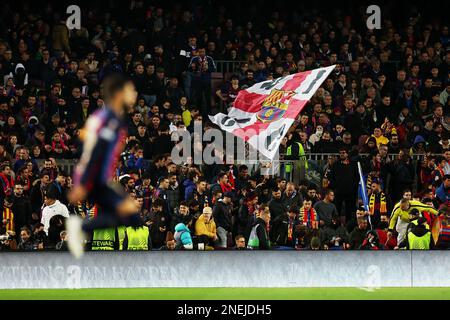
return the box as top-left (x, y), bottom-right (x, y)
top-left (38, 153), bottom-right (430, 178)
top-left (215, 60), bottom-right (246, 74)
top-left (214, 59), bottom-right (402, 75)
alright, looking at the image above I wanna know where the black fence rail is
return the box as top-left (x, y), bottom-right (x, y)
top-left (36, 153), bottom-right (430, 182)
top-left (215, 60), bottom-right (246, 74)
top-left (214, 60), bottom-right (402, 76)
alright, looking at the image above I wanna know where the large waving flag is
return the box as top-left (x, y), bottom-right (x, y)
top-left (209, 65), bottom-right (335, 159)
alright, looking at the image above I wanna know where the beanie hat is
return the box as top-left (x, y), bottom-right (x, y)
top-left (413, 135), bottom-right (426, 145)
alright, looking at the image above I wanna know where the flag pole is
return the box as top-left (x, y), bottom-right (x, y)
top-left (357, 161), bottom-right (372, 229)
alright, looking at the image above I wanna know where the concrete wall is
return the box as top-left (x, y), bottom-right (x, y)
top-left (0, 251), bottom-right (445, 289)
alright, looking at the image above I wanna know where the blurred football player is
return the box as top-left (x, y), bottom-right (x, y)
top-left (66, 74), bottom-right (142, 258)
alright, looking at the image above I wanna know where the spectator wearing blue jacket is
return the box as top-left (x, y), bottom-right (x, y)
top-left (126, 148), bottom-right (145, 171)
top-left (183, 171), bottom-right (198, 201)
top-left (174, 221), bottom-right (194, 249)
top-left (436, 175), bottom-right (450, 207)
top-left (14, 147), bottom-right (39, 174)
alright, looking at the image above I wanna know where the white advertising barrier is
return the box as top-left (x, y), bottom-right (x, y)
top-left (0, 251), bottom-right (445, 289)
top-left (411, 251), bottom-right (450, 286)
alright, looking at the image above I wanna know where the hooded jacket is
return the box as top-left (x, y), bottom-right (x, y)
top-left (4, 63), bottom-right (28, 89)
top-left (194, 213), bottom-right (217, 239)
top-left (183, 179), bottom-right (196, 200)
top-left (174, 223), bottom-right (193, 249)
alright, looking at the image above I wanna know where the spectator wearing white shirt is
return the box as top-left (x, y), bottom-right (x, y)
top-left (41, 187), bottom-right (69, 235)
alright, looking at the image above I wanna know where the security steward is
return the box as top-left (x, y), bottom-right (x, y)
top-left (123, 223), bottom-right (152, 250)
top-left (91, 227), bottom-right (119, 250)
top-left (397, 217), bottom-right (432, 250)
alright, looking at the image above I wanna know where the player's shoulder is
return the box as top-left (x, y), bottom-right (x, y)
top-left (88, 108), bottom-right (116, 125)
top-left (94, 107), bottom-right (113, 119)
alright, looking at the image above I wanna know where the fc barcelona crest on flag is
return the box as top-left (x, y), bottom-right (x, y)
top-left (256, 89), bottom-right (295, 123)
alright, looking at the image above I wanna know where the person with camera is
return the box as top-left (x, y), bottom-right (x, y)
top-left (0, 231), bottom-right (17, 250)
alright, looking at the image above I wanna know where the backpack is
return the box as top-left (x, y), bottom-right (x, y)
top-left (247, 224), bottom-right (260, 249)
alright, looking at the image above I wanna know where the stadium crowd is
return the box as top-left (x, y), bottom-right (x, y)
top-left (0, 1), bottom-right (449, 251)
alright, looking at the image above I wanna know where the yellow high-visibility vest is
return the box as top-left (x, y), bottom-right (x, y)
top-left (125, 226), bottom-right (150, 250)
top-left (286, 142), bottom-right (308, 173)
top-left (92, 228), bottom-right (116, 250)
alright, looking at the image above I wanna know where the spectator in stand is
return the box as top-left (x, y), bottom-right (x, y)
top-left (213, 192), bottom-right (233, 248)
top-left (328, 148), bottom-right (358, 224)
top-left (348, 218), bottom-right (369, 249)
top-left (148, 199), bottom-right (168, 249)
top-left (188, 48), bottom-right (216, 117)
top-left (248, 204), bottom-right (271, 250)
top-left (320, 216), bottom-right (349, 250)
top-left (194, 206), bottom-right (217, 249)
top-left (314, 189), bottom-right (339, 227)
top-left (436, 175), bottom-right (450, 207)
top-left (299, 197), bottom-right (319, 229)
top-left (268, 188), bottom-right (287, 222)
top-left (270, 206), bottom-right (301, 248)
top-left (171, 201), bottom-right (191, 232)
top-left (234, 235), bottom-right (247, 250)
top-left (0, 164), bottom-right (14, 203)
top-left (11, 183), bottom-right (32, 238)
top-left (40, 187), bottom-right (69, 235)
top-left (17, 227), bottom-right (34, 251)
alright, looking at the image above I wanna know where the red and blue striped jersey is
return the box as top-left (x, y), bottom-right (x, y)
top-left (73, 107), bottom-right (127, 192)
